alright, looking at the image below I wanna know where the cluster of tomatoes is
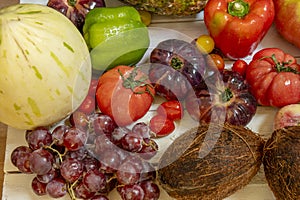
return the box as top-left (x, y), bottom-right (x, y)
top-left (196, 34), bottom-right (300, 108)
top-left (195, 34), bottom-right (248, 76)
top-left (75, 35), bottom-right (250, 139)
top-left (77, 34), bottom-right (300, 140)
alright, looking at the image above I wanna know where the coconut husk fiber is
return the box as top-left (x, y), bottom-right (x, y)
top-left (157, 123), bottom-right (265, 200)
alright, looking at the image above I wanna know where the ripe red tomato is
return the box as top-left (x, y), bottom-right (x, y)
top-left (207, 54), bottom-right (225, 71)
top-left (232, 59), bottom-right (248, 77)
top-left (96, 65), bottom-right (155, 127)
top-left (156, 100), bottom-right (183, 121)
top-left (246, 48), bottom-right (300, 107)
top-left (149, 115), bottom-right (175, 137)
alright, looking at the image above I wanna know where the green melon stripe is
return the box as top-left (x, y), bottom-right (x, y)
top-left (27, 97), bottom-right (41, 117)
top-left (50, 51), bottom-right (70, 77)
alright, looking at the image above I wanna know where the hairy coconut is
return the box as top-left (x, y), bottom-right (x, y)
top-left (157, 123), bottom-right (264, 200)
top-left (263, 126), bottom-right (300, 200)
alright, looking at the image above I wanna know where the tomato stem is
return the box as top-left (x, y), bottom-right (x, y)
top-left (261, 54), bottom-right (299, 74)
top-left (68, 0), bottom-right (77, 6)
top-left (228, 0), bottom-right (250, 18)
top-left (118, 68), bottom-right (155, 97)
top-left (221, 88), bottom-right (233, 102)
top-left (170, 57), bottom-right (184, 70)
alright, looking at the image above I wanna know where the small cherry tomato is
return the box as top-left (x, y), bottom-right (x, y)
top-left (139, 10), bottom-right (152, 26)
top-left (78, 95), bottom-right (95, 114)
top-left (232, 59), bottom-right (248, 77)
top-left (207, 53), bottom-right (225, 71)
top-left (195, 35), bottom-right (215, 54)
top-left (149, 115), bottom-right (175, 137)
top-left (156, 100), bottom-right (183, 121)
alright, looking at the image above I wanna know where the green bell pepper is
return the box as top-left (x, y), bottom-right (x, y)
top-left (83, 6), bottom-right (150, 71)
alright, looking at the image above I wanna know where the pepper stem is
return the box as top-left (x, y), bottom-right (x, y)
top-left (228, 0), bottom-right (250, 18)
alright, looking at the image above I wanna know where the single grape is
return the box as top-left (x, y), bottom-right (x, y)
top-left (111, 127), bottom-right (130, 146)
top-left (118, 184), bottom-right (145, 200)
top-left (69, 111), bottom-right (89, 131)
top-left (60, 157), bottom-right (84, 183)
top-left (46, 177), bottom-right (67, 198)
top-left (93, 134), bottom-right (115, 156)
top-left (30, 148), bottom-right (54, 175)
top-left (26, 127), bottom-right (52, 150)
top-left (14, 152), bottom-right (32, 173)
top-left (63, 127), bottom-right (87, 151)
top-left (98, 149), bottom-right (122, 173)
top-left (139, 180), bottom-right (160, 200)
top-left (121, 132), bottom-right (144, 152)
top-left (31, 177), bottom-right (47, 196)
top-left (90, 113), bottom-right (117, 136)
top-left (51, 124), bottom-right (69, 146)
top-left (36, 167), bottom-right (57, 183)
top-left (11, 146), bottom-right (32, 167)
top-left (124, 156), bottom-right (144, 172)
top-left (74, 181), bottom-right (96, 199)
top-left (65, 147), bottom-right (88, 161)
top-left (132, 122), bottom-right (152, 139)
top-left (116, 159), bottom-right (141, 185)
top-left (82, 156), bottom-right (100, 172)
top-left (82, 169), bottom-right (107, 192)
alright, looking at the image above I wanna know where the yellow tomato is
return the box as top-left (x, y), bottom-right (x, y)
top-left (195, 34), bottom-right (215, 54)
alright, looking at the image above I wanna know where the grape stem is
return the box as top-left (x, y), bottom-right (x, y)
top-left (44, 139), bottom-right (68, 163)
top-left (67, 179), bottom-right (80, 200)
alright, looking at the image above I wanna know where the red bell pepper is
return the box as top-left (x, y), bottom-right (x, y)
top-left (204, 0), bottom-right (275, 59)
top-left (245, 48), bottom-right (300, 107)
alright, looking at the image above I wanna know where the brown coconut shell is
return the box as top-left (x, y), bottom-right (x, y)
top-left (263, 126), bottom-right (300, 200)
top-left (157, 123), bottom-right (265, 200)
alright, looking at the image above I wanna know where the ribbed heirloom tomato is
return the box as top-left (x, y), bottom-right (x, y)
top-left (246, 48), bottom-right (300, 107)
top-left (96, 65), bottom-right (155, 127)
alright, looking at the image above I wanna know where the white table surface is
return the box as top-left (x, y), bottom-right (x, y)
top-left (3, 0), bottom-right (300, 199)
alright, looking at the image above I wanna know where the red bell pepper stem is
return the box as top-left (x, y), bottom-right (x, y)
top-left (228, 0), bottom-right (250, 18)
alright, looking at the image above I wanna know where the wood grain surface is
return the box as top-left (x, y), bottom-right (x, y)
top-left (0, 123), bottom-right (7, 199)
top-left (0, 0), bottom-right (19, 198)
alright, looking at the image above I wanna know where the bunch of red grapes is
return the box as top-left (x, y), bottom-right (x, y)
top-left (11, 110), bottom-right (160, 200)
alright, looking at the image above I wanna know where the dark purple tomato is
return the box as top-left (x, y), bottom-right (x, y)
top-left (185, 70), bottom-right (257, 126)
top-left (47, 0), bottom-right (106, 31)
top-left (149, 39), bottom-right (214, 101)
